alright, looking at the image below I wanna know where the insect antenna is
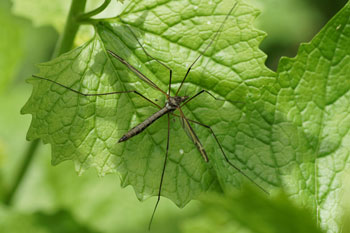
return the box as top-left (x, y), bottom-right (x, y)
top-left (175, 2), bottom-right (238, 96)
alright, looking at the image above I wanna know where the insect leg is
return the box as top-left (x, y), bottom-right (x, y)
top-left (175, 2), bottom-right (238, 96)
top-left (149, 113), bottom-right (171, 230)
top-left (126, 26), bottom-right (173, 95)
top-left (181, 90), bottom-right (224, 107)
top-left (32, 75), bottom-right (162, 109)
top-left (171, 112), bottom-right (269, 195)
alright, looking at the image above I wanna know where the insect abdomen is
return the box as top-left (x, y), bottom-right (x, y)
top-left (118, 107), bottom-right (170, 143)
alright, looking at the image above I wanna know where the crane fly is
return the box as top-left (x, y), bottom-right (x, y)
top-left (31, 2), bottom-right (268, 229)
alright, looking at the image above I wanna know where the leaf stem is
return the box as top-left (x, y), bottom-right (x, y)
top-left (3, 139), bottom-right (40, 205)
top-left (53, 0), bottom-right (87, 57)
top-left (4, 0), bottom-right (87, 206)
top-left (77, 0), bottom-right (111, 22)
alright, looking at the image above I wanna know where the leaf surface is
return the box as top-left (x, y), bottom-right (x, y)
top-left (272, 2), bottom-right (350, 232)
top-left (22, 0), bottom-right (274, 207)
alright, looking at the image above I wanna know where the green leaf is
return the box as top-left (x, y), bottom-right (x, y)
top-left (22, 0), bottom-right (273, 207)
top-left (274, 2), bottom-right (350, 232)
top-left (22, 0), bottom-right (350, 231)
top-left (180, 186), bottom-right (323, 233)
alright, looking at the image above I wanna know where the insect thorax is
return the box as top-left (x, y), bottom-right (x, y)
top-left (166, 96), bottom-right (188, 110)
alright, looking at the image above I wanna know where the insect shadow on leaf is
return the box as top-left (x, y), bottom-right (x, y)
top-left (31, 1), bottom-right (269, 229)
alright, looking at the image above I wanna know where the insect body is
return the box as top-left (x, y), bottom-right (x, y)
top-left (118, 96), bottom-right (188, 142)
top-left (106, 46), bottom-right (213, 166)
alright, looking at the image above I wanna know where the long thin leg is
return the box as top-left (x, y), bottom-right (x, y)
top-left (171, 112), bottom-right (269, 195)
top-left (182, 89), bottom-right (244, 107)
top-left (149, 113), bottom-right (171, 230)
top-left (181, 90), bottom-right (224, 107)
top-left (33, 75), bottom-right (162, 109)
top-left (175, 2), bottom-right (238, 96)
top-left (126, 26), bottom-right (173, 96)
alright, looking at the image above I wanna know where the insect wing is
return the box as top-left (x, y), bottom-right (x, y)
top-left (179, 114), bottom-right (209, 162)
top-left (107, 49), bottom-right (167, 96)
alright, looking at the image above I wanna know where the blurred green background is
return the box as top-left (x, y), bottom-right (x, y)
top-left (0, 0), bottom-right (347, 232)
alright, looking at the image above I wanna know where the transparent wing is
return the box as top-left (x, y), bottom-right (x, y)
top-left (107, 49), bottom-right (167, 96)
top-left (178, 110), bottom-right (209, 162)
